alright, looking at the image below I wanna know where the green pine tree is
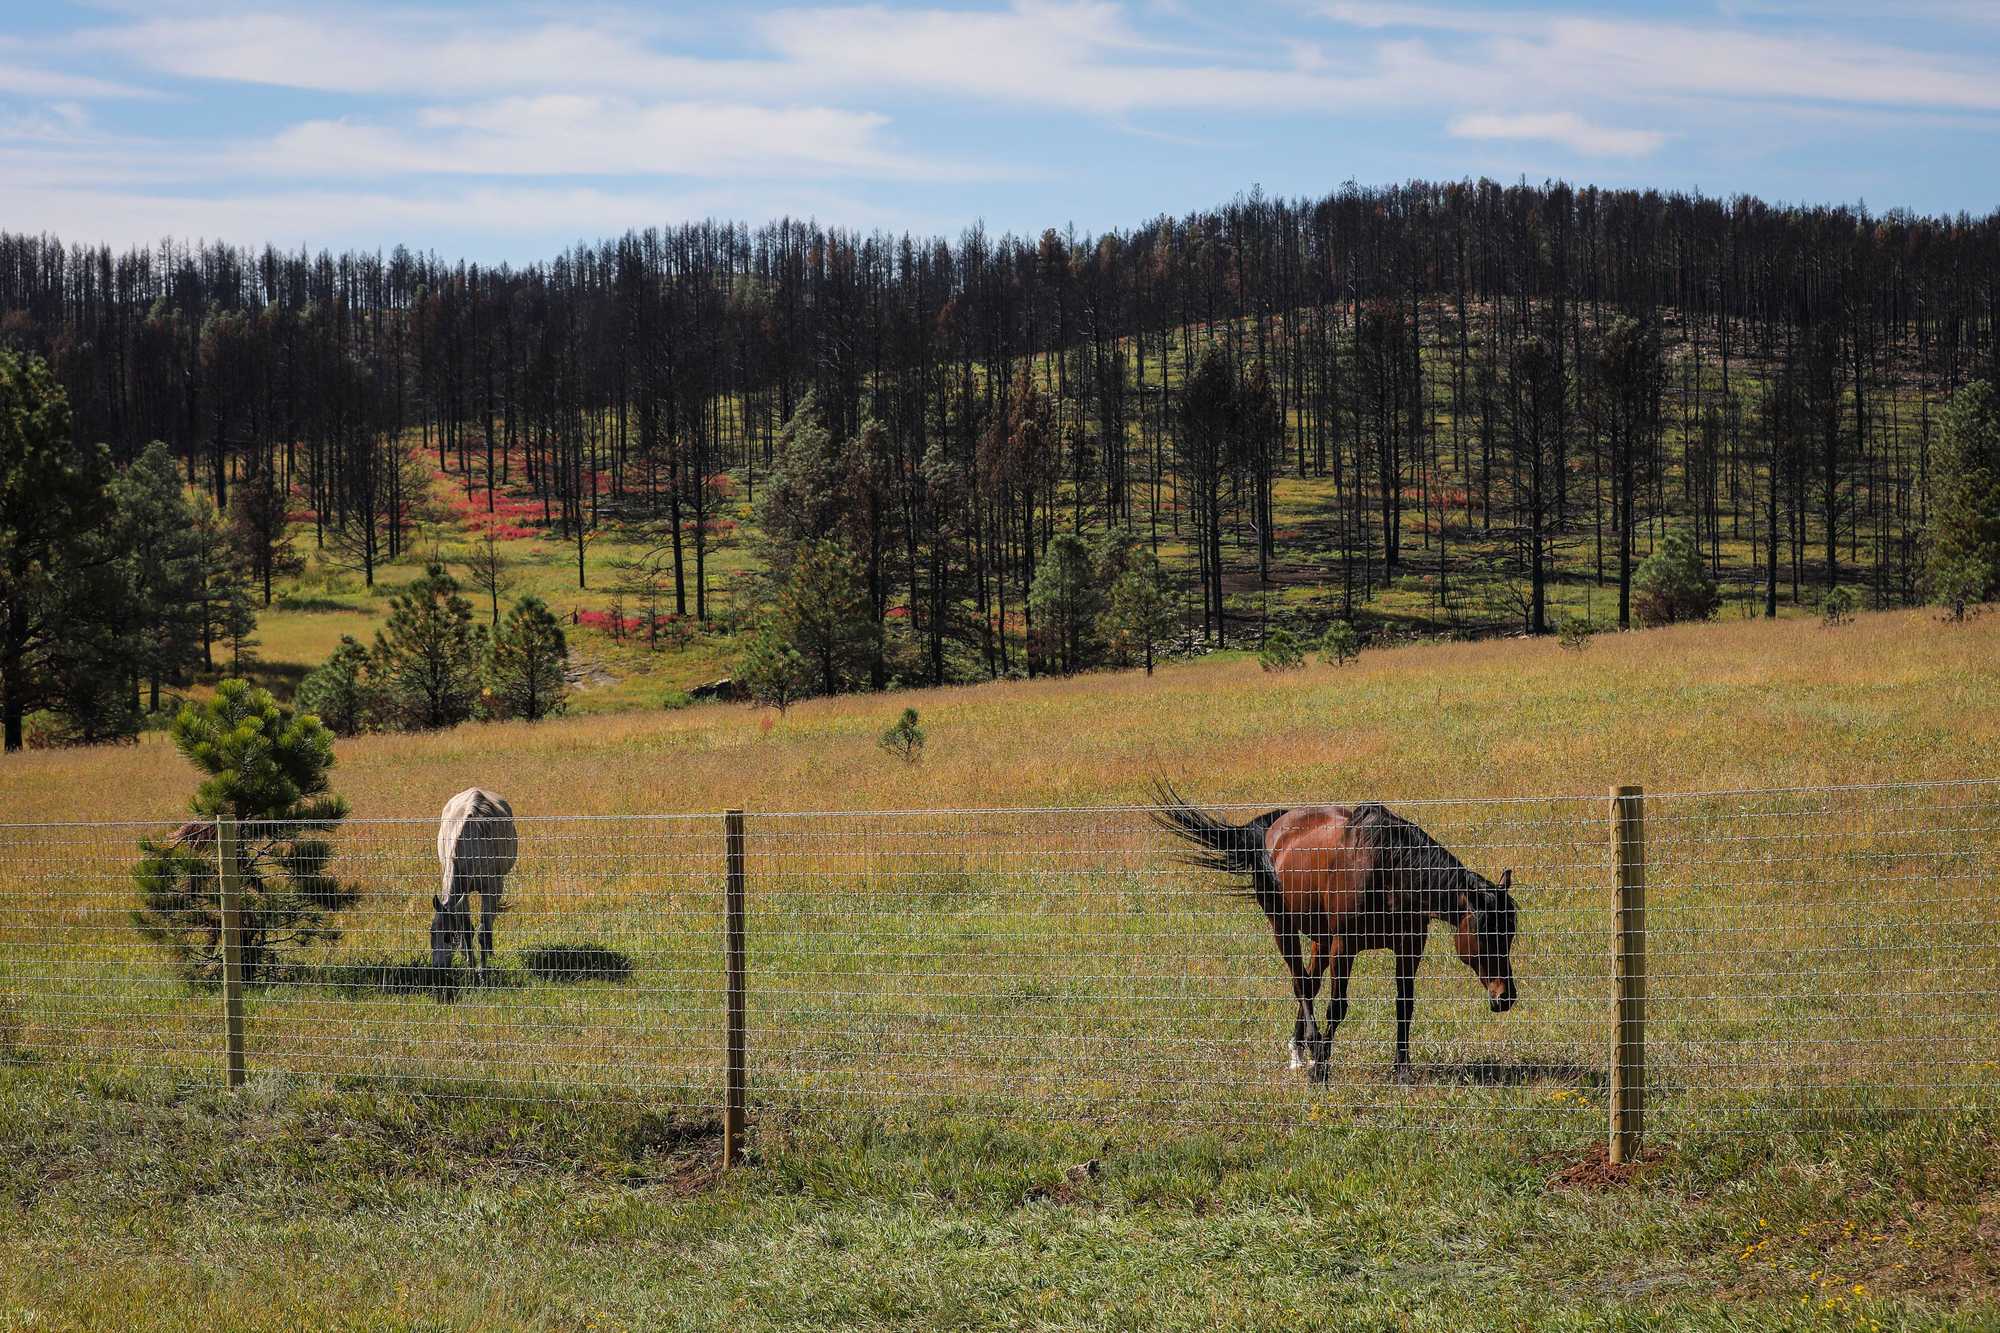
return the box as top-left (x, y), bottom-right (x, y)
top-left (371, 563), bottom-right (484, 729)
top-left (1028, 532), bottom-right (1102, 675)
top-left (1633, 529), bottom-right (1719, 627)
top-left (132, 679), bottom-right (353, 985)
top-left (1925, 380), bottom-right (2000, 609)
top-left (484, 595), bottom-right (570, 721)
top-left (228, 466), bottom-right (302, 607)
top-left (755, 393), bottom-right (855, 577)
top-left (39, 549), bottom-right (140, 745)
top-left (777, 539), bottom-right (874, 697)
top-left (738, 622), bottom-right (810, 713)
top-left (0, 349), bottom-right (115, 751)
top-left (110, 442), bottom-right (205, 713)
top-left (295, 635), bottom-right (373, 737)
top-left (1258, 628), bottom-right (1306, 671)
top-left (1319, 620), bottom-right (1362, 666)
top-left (1101, 551), bottom-right (1179, 675)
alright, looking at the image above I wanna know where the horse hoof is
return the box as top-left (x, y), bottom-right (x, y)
top-left (1392, 1064), bottom-right (1415, 1085)
top-left (1308, 1061), bottom-right (1331, 1084)
top-left (1287, 1042), bottom-right (1308, 1071)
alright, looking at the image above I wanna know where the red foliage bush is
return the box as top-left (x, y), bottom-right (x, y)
top-left (576, 608), bottom-right (683, 636)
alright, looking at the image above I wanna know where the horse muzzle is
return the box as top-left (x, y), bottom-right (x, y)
top-left (1486, 980), bottom-right (1518, 1013)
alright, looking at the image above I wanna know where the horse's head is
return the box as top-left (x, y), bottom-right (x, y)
top-left (1454, 869), bottom-right (1519, 1013)
top-left (430, 893), bottom-right (472, 973)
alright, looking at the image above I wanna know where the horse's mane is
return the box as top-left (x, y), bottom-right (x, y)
top-left (1346, 803), bottom-right (1493, 901)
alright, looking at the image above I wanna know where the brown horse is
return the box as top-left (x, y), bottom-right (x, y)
top-left (1152, 784), bottom-right (1518, 1081)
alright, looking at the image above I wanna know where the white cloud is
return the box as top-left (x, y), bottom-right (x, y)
top-left (67, 3), bottom-right (2000, 139)
top-left (755, 1), bottom-right (1387, 114)
top-left (75, 4), bottom-right (1356, 115)
top-left (255, 98), bottom-right (959, 180)
top-left (0, 30), bottom-right (150, 100)
top-left (1321, 5), bottom-right (2000, 112)
top-left (1449, 111), bottom-right (1666, 158)
top-left (71, 12), bottom-right (778, 99)
top-left (3, 180), bottom-right (925, 253)
top-left (1319, 3), bottom-right (1530, 35)
top-left (1534, 18), bottom-right (2000, 112)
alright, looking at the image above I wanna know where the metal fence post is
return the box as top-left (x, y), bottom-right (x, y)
top-left (723, 809), bottom-right (747, 1167)
top-left (1610, 785), bottom-right (1647, 1164)
top-left (217, 816), bottom-right (247, 1090)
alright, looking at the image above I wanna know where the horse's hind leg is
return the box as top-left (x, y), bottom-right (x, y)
top-left (1274, 928), bottom-right (1316, 1070)
top-left (1308, 943), bottom-right (1352, 1083)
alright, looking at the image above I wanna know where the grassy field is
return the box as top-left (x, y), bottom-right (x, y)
top-left (2, 608), bottom-right (1997, 1328)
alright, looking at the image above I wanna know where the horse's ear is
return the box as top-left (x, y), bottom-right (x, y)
top-left (1500, 868), bottom-right (1513, 893)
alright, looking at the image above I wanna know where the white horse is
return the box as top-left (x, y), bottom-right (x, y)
top-left (430, 788), bottom-right (518, 982)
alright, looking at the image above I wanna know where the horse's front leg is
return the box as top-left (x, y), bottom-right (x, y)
top-left (1392, 940), bottom-right (1423, 1082)
top-left (1308, 941), bottom-right (1352, 1083)
top-left (476, 892), bottom-right (496, 985)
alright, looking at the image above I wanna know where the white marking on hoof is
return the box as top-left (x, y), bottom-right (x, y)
top-left (1288, 1040), bottom-right (1308, 1071)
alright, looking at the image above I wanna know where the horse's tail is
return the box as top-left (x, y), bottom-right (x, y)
top-left (1148, 779), bottom-right (1277, 895)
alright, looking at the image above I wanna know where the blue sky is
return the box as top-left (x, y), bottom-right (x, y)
top-left (5, 0), bottom-right (2000, 262)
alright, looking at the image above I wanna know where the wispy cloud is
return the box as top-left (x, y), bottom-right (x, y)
top-left (0, 31), bottom-right (154, 100)
top-left (4, 180), bottom-right (927, 251)
top-left (1320, 4), bottom-right (2000, 112)
top-left (1449, 111), bottom-right (1666, 158)
top-left (70, 12), bottom-right (775, 99)
top-left (254, 99), bottom-right (964, 181)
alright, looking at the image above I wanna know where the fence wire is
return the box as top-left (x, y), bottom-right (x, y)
top-left (0, 782), bottom-right (1993, 1135)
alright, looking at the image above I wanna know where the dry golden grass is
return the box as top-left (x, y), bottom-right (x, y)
top-left (7, 604), bottom-right (1993, 822)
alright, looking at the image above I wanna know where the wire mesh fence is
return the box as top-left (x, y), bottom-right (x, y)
top-left (0, 782), bottom-right (1994, 1143)
top-left (0, 814), bottom-right (724, 1108)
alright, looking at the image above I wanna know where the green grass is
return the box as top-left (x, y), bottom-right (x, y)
top-left (0, 1068), bottom-right (1993, 1330)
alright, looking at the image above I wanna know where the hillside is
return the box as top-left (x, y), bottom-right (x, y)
top-left (10, 178), bottom-right (1994, 745)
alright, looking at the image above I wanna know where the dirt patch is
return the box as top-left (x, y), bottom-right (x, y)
top-left (1543, 1142), bottom-right (1666, 1191)
top-left (564, 658), bottom-right (617, 690)
top-left (1893, 1198), bottom-right (2000, 1300)
top-left (615, 1113), bottom-right (727, 1194)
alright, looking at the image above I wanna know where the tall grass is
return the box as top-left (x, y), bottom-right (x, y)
top-left (6, 606), bottom-right (1993, 823)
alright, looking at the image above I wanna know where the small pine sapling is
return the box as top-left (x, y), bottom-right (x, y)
top-left (1258, 628), bottom-right (1306, 672)
top-left (879, 707), bottom-right (926, 764)
top-left (1318, 621), bottom-right (1362, 666)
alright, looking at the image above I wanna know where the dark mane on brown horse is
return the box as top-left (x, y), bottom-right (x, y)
top-left (1343, 801), bottom-right (1510, 909)
top-left (1151, 780), bottom-right (1519, 1080)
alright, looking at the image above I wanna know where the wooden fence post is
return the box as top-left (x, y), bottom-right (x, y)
top-left (723, 809), bottom-right (747, 1168)
top-left (217, 816), bottom-right (247, 1090)
top-left (1609, 785), bottom-right (1647, 1165)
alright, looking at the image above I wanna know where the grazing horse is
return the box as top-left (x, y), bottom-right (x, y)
top-left (431, 788), bottom-right (518, 984)
top-left (1151, 783), bottom-right (1518, 1081)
